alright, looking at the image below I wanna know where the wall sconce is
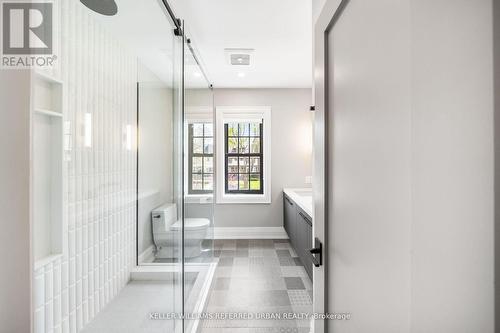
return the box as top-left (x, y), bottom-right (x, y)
top-left (63, 121), bottom-right (72, 161)
top-left (125, 124), bottom-right (133, 151)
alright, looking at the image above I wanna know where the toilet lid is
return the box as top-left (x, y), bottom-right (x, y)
top-left (171, 218), bottom-right (210, 231)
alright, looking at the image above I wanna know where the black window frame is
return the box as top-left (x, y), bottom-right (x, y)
top-left (188, 123), bottom-right (214, 194)
top-left (224, 121), bottom-right (264, 194)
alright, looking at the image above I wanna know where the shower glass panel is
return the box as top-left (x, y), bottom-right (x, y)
top-left (183, 34), bottom-right (215, 332)
top-left (135, 16), bottom-right (214, 333)
top-left (30, 0), bottom-right (218, 332)
top-left (135, 0), bottom-right (183, 331)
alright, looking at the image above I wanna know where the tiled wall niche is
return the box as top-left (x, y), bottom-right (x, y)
top-left (33, 74), bottom-right (64, 264)
top-left (33, 1), bottom-right (137, 332)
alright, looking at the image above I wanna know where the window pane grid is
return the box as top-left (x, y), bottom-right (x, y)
top-left (189, 123), bottom-right (214, 194)
top-left (224, 121), bottom-right (263, 194)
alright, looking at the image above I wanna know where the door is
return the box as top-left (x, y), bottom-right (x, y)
top-left (313, 2), bottom-right (345, 332)
top-left (315, 0), bottom-right (414, 332)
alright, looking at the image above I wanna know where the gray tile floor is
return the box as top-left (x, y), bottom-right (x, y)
top-left (199, 239), bottom-right (313, 333)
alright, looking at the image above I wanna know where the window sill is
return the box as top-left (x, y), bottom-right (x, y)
top-left (217, 193), bottom-right (271, 204)
top-left (184, 194), bottom-right (213, 204)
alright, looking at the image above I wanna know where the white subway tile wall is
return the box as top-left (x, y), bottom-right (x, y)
top-left (33, 1), bottom-right (137, 332)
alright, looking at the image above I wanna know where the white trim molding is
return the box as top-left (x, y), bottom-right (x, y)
top-left (213, 227), bottom-right (287, 239)
top-left (215, 106), bottom-right (272, 204)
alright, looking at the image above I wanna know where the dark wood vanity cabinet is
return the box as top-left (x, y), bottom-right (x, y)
top-left (283, 193), bottom-right (313, 280)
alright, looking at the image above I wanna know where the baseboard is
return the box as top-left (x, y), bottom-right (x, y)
top-left (138, 244), bottom-right (155, 264)
top-left (213, 227), bottom-right (288, 239)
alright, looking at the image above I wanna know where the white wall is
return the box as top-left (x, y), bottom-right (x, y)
top-left (137, 65), bottom-right (173, 255)
top-left (318, 0), bottom-right (495, 332)
top-left (213, 88), bottom-right (313, 228)
top-left (410, 1), bottom-right (494, 331)
top-left (0, 70), bottom-right (32, 333)
top-left (32, 1), bottom-right (137, 332)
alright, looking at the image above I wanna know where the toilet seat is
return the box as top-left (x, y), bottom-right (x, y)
top-left (171, 218), bottom-right (210, 231)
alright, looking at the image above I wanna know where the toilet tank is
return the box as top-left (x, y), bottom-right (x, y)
top-left (151, 203), bottom-right (177, 233)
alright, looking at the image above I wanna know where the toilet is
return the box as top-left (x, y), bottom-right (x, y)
top-left (151, 203), bottom-right (210, 258)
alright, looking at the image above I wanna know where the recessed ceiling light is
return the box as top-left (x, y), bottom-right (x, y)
top-left (237, 72), bottom-right (246, 78)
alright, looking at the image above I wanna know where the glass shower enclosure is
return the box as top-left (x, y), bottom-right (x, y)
top-left (29, 1), bottom-right (214, 332)
top-left (135, 5), bottom-right (215, 333)
top-left (182, 33), bottom-right (216, 333)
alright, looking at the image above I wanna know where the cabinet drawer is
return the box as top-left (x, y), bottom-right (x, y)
top-left (283, 191), bottom-right (313, 280)
top-left (283, 194), bottom-right (297, 245)
top-left (296, 207), bottom-right (313, 280)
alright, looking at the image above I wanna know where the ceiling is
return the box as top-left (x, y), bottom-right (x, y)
top-left (87, 0), bottom-right (177, 84)
top-left (86, 0), bottom-right (312, 88)
top-left (170, 0), bottom-right (313, 88)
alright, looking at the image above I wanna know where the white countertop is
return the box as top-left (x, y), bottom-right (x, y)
top-left (283, 188), bottom-right (313, 219)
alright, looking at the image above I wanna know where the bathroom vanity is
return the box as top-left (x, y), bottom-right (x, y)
top-left (283, 188), bottom-right (313, 279)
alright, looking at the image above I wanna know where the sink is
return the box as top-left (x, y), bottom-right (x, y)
top-left (293, 189), bottom-right (312, 197)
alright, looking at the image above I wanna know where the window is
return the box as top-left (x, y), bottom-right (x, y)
top-left (188, 122), bottom-right (214, 194)
top-left (225, 122), bottom-right (263, 194)
top-left (216, 106), bottom-right (271, 204)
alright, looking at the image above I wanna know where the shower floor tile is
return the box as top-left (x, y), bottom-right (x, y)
top-left (80, 281), bottom-right (179, 333)
top-left (82, 267), bottom-right (209, 333)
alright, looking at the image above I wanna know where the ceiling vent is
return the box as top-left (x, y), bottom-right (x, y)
top-left (225, 48), bottom-right (254, 66)
top-left (230, 54), bottom-right (250, 65)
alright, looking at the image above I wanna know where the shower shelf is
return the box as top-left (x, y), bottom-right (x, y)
top-left (34, 253), bottom-right (63, 270)
top-left (34, 108), bottom-right (63, 117)
top-left (32, 70), bottom-right (64, 265)
top-left (34, 70), bottom-right (63, 85)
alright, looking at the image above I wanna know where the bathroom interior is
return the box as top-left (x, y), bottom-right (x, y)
top-left (0, 0), bottom-right (493, 332)
top-left (30, 0), bottom-right (314, 332)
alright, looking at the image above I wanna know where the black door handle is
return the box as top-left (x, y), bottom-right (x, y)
top-left (309, 237), bottom-right (322, 267)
